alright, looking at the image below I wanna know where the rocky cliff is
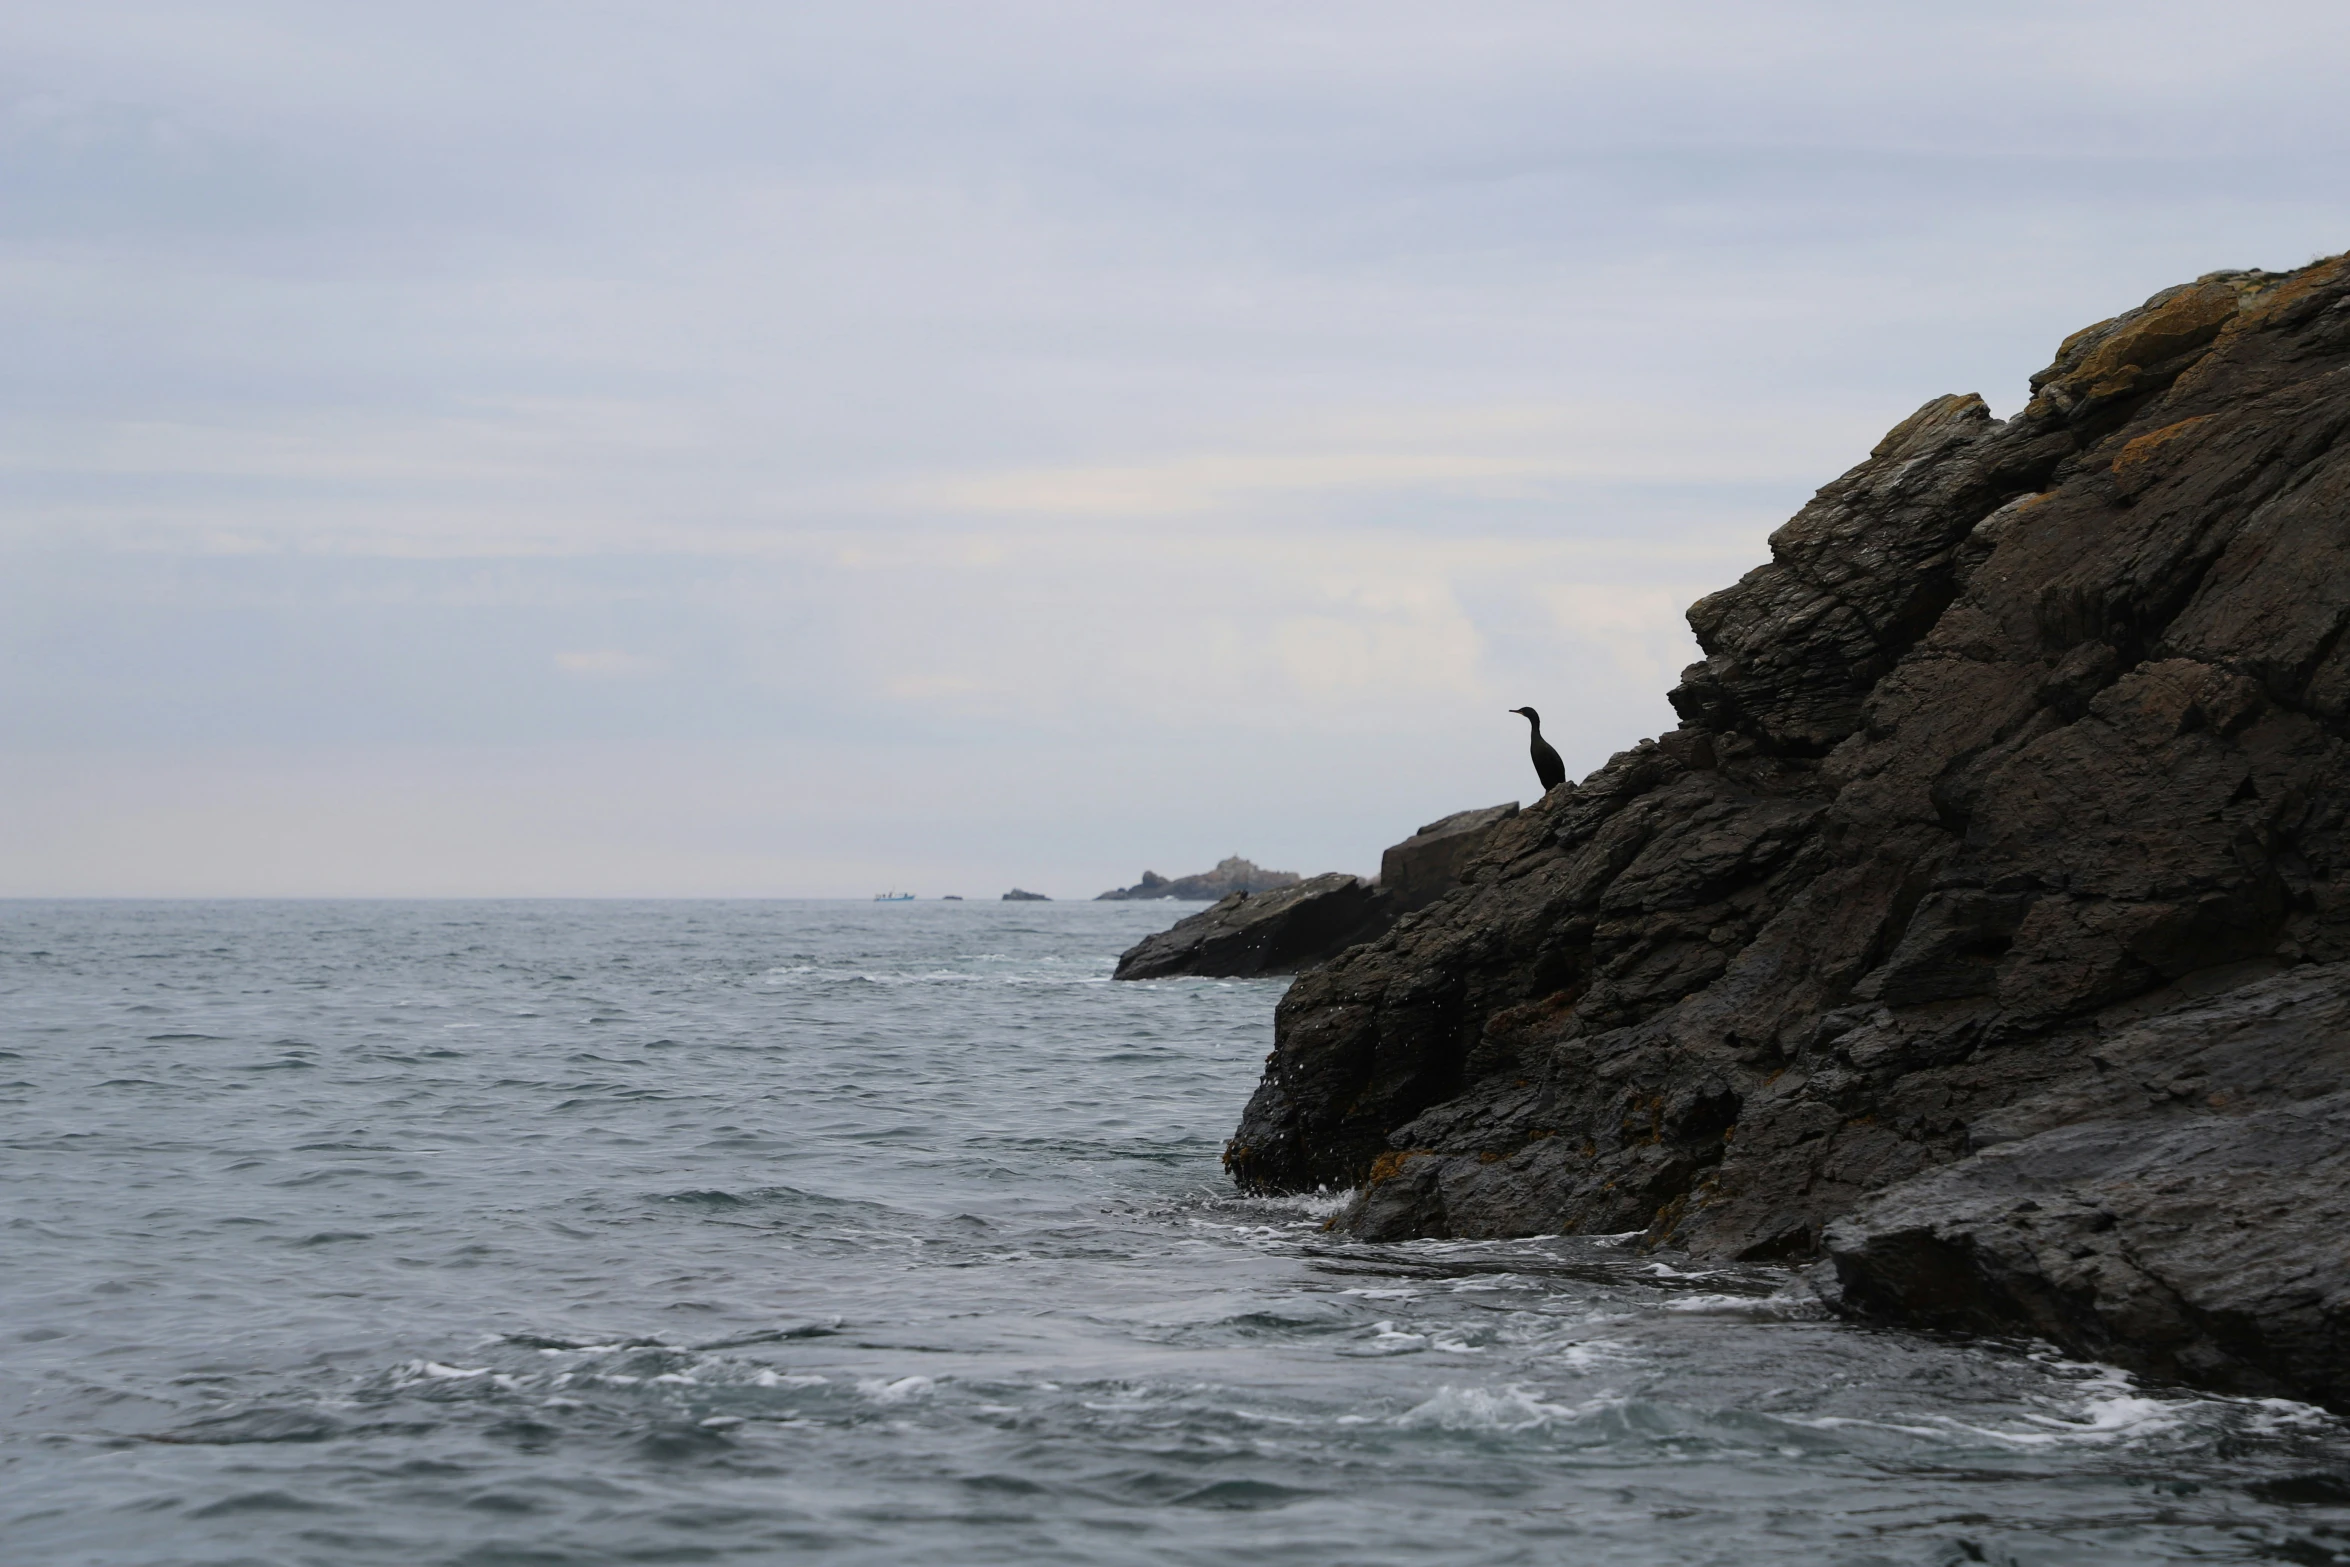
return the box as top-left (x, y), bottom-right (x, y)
top-left (1224, 254), bottom-right (2350, 1405)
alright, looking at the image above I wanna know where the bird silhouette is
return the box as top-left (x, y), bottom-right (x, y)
top-left (1510, 707), bottom-right (1567, 793)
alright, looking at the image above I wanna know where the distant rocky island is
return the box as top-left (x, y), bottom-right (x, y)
top-left (1001, 888), bottom-right (1050, 901)
top-left (1218, 255), bottom-right (2350, 1412)
top-left (1095, 857), bottom-right (1300, 901)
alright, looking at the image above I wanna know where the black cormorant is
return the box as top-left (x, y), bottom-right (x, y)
top-left (1510, 707), bottom-right (1567, 793)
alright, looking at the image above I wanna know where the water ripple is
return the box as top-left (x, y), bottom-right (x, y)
top-left (4, 899), bottom-right (2348, 1566)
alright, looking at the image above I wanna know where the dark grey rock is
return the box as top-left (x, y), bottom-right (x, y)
top-left (1379, 804), bottom-right (1520, 914)
top-left (1001, 889), bottom-right (1050, 901)
top-left (1096, 857), bottom-right (1302, 901)
top-left (1218, 253), bottom-right (2350, 1402)
top-left (1113, 874), bottom-right (1391, 980)
top-left (1817, 963), bottom-right (2350, 1407)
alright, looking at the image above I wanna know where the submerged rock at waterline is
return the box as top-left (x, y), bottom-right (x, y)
top-left (1113, 874), bottom-right (1389, 980)
top-left (1224, 254), bottom-right (2350, 1407)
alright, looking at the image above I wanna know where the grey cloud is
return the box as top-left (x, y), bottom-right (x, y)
top-left (3, 1), bottom-right (2345, 892)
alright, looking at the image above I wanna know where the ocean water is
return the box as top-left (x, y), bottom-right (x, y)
top-left (5, 901), bottom-right (2349, 1567)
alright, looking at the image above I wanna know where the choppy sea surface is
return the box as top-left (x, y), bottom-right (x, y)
top-left (5, 900), bottom-right (2350, 1567)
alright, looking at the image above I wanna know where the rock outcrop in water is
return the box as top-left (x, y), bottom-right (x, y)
top-left (1113, 873), bottom-right (1390, 980)
top-left (1096, 857), bottom-right (1301, 901)
top-left (1112, 808), bottom-right (1526, 980)
top-left (1224, 254), bottom-right (2350, 1407)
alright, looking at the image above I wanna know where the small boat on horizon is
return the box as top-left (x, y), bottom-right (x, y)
top-left (873, 891), bottom-right (915, 902)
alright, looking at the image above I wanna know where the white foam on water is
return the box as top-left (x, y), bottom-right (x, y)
top-left (1290, 1189), bottom-right (1352, 1221)
top-left (1361, 1320), bottom-right (1427, 1354)
top-left (1394, 1383), bottom-right (1608, 1432)
top-left (1179, 1185), bottom-right (1352, 1234)
top-left (748, 1369), bottom-right (829, 1388)
top-left (2004, 1364), bottom-right (2190, 1445)
top-left (1660, 1291), bottom-right (1794, 1316)
top-left (858, 1374), bottom-right (936, 1403)
top-left (2241, 1396), bottom-right (2341, 1435)
top-left (1795, 1366), bottom-right (2194, 1449)
top-left (1549, 1340), bottom-right (1632, 1372)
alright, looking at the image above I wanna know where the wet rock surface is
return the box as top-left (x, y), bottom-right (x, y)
top-left (1112, 873), bottom-right (1390, 980)
top-left (1223, 254), bottom-right (2350, 1405)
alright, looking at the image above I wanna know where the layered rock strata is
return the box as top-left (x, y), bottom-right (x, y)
top-left (1224, 255), bottom-right (2350, 1402)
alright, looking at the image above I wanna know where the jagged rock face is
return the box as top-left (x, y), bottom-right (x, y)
top-left (1226, 256), bottom-right (2350, 1276)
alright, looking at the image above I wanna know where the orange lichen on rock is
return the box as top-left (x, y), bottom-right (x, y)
top-left (2066, 282), bottom-right (2239, 393)
top-left (2111, 415), bottom-right (2212, 474)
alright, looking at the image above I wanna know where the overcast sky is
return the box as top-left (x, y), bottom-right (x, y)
top-left (4, 1), bottom-right (2346, 897)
